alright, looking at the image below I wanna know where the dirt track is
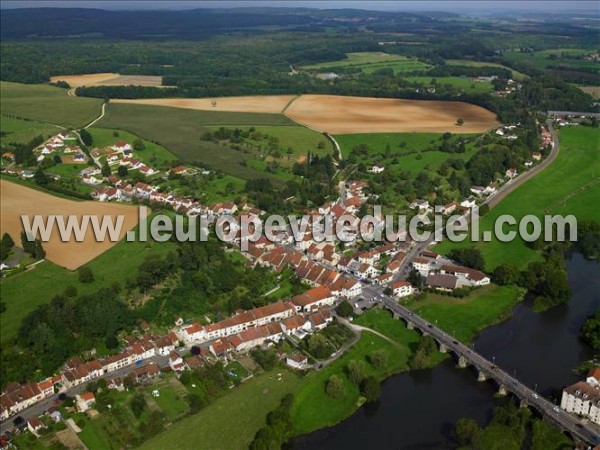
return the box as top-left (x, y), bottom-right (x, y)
top-left (284, 94), bottom-right (498, 134)
top-left (0, 180), bottom-right (138, 270)
top-left (112, 95), bottom-right (297, 114)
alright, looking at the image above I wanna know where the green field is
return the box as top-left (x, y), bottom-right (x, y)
top-left (139, 369), bottom-right (301, 450)
top-left (407, 284), bottom-right (524, 342)
top-left (402, 76), bottom-right (494, 94)
top-left (89, 127), bottom-right (178, 168)
top-left (97, 103), bottom-right (296, 181)
top-left (302, 51), bottom-right (431, 74)
top-left (502, 48), bottom-right (599, 73)
top-left (205, 124), bottom-right (331, 166)
top-left (0, 81), bottom-right (103, 128)
top-left (290, 315), bottom-right (430, 434)
top-left (435, 126), bottom-right (600, 270)
top-left (0, 237), bottom-right (175, 344)
top-left (445, 59), bottom-right (528, 80)
top-left (336, 132), bottom-right (478, 159)
top-left (0, 115), bottom-right (60, 146)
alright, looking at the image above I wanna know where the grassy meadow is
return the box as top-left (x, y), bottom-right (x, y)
top-left (0, 81), bottom-right (102, 128)
top-left (402, 76), bottom-right (493, 94)
top-left (445, 59), bottom-right (528, 80)
top-left (290, 328), bottom-right (416, 434)
top-left (302, 51), bottom-right (431, 73)
top-left (406, 284), bottom-right (524, 343)
top-left (97, 103), bottom-right (296, 181)
top-left (139, 369), bottom-right (301, 450)
top-left (435, 126), bottom-right (600, 270)
top-left (89, 127), bottom-right (178, 168)
top-left (204, 124), bottom-right (331, 167)
top-left (0, 115), bottom-right (60, 146)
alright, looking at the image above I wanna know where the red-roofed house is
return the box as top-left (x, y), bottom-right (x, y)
top-left (291, 286), bottom-right (335, 312)
top-left (76, 392), bottom-right (96, 412)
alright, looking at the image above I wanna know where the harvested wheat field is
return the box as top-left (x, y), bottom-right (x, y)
top-left (284, 95), bottom-right (498, 134)
top-left (50, 73), bottom-right (120, 88)
top-left (112, 95), bottom-right (298, 114)
top-left (0, 180), bottom-right (138, 270)
top-left (51, 73), bottom-right (166, 88)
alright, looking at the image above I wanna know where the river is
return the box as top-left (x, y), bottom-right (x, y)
top-left (292, 253), bottom-right (600, 449)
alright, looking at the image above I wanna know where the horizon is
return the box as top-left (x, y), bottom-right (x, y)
top-left (1, 1), bottom-right (599, 14)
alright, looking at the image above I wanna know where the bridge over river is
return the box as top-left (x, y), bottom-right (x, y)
top-left (377, 294), bottom-right (600, 447)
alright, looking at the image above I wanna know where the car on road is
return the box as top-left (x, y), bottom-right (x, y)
top-left (532, 393), bottom-right (539, 399)
top-left (553, 406), bottom-right (560, 413)
top-left (452, 340), bottom-right (458, 345)
top-left (427, 324), bottom-right (433, 328)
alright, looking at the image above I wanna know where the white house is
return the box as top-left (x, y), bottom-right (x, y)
top-left (460, 197), bottom-right (477, 209)
top-left (76, 392), bottom-right (96, 412)
top-left (561, 381), bottom-right (600, 425)
top-left (286, 352), bottom-right (309, 370)
top-left (412, 257), bottom-right (431, 275)
top-left (391, 281), bottom-right (413, 298)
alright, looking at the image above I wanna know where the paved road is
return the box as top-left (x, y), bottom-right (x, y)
top-left (487, 120), bottom-right (559, 209)
top-left (359, 283), bottom-right (600, 446)
top-left (396, 120), bottom-right (560, 277)
top-left (0, 355), bottom-right (170, 434)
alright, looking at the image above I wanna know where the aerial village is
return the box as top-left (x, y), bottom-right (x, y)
top-left (0, 118), bottom-right (561, 436)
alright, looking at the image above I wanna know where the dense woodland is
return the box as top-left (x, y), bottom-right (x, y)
top-left (1, 8), bottom-right (597, 117)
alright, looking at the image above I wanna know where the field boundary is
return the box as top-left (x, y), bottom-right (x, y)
top-left (281, 94), bottom-right (300, 113)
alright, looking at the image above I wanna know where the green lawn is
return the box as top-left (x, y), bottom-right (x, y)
top-left (97, 103), bottom-right (295, 181)
top-left (0, 115), bottom-right (60, 145)
top-left (226, 360), bottom-right (251, 380)
top-left (89, 127), bottom-right (178, 168)
top-left (291, 329), bottom-right (413, 434)
top-left (148, 378), bottom-right (190, 421)
top-left (302, 52), bottom-right (431, 74)
top-left (402, 76), bottom-right (493, 94)
top-left (138, 369), bottom-right (301, 450)
top-left (0, 237), bottom-right (175, 344)
top-left (406, 284), bottom-right (524, 343)
top-left (0, 81), bottom-right (103, 128)
top-left (78, 415), bottom-right (115, 450)
top-left (435, 126), bottom-right (600, 270)
top-left (445, 59), bottom-right (527, 80)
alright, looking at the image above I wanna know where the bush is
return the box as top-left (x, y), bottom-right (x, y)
top-left (78, 266), bottom-right (95, 283)
top-left (361, 376), bottom-right (381, 403)
top-left (326, 374), bottom-right (345, 399)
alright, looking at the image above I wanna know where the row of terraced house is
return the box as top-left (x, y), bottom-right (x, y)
top-left (0, 332), bottom-right (179, 421)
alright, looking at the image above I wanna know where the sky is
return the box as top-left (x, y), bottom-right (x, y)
top-left (1, 1), bottom-right (598, 14)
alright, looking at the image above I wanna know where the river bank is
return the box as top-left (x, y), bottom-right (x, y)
top-left (290, 253), bottom-right (599, 449)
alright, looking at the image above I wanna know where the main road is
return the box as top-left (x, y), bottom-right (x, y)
top-left (397, 119), bottom-right (560, 275)
top-left (360, 283), bottom-right (600, 447)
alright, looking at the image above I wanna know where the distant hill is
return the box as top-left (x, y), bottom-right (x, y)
top-left (0, 7), bottom-right (440, 40)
